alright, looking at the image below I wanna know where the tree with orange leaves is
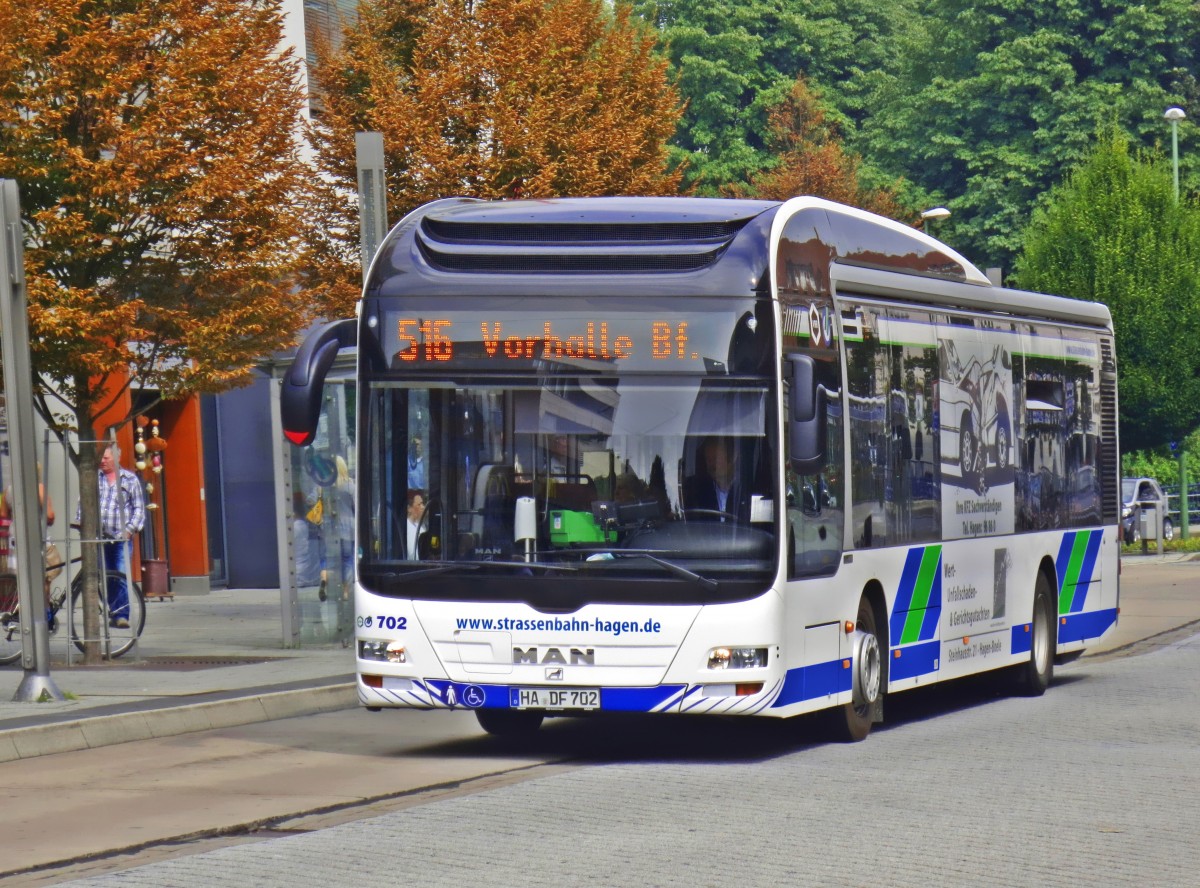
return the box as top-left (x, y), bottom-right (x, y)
top-left (303, 0), bottom-right (685, 316)
top-left (0, 0), bottom-right (313, 658)
top-left (737, 77), bottom-right (906, 221)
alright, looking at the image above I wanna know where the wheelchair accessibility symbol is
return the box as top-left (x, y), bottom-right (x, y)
top-left (461, 685), bottom-right (486, 708)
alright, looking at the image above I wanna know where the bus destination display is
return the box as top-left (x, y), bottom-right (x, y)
top-left (382, 307), bottom-right (750, 372)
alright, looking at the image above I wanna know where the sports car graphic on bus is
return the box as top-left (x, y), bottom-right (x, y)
top-left (938, 338), bottom-right (1013, 495)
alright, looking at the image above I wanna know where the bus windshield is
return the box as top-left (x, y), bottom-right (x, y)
top-left (361, 375), bottom-right (779, 606)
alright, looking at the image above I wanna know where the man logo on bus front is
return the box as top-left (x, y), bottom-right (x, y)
top-left (808, 303), bottom-right (823, 345)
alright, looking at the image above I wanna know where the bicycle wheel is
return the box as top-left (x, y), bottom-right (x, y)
top-left (0, 575), bottom-right (22, 665)
top-left (69, 573), bottom-right (145, 659)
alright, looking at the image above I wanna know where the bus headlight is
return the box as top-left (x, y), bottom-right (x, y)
top-left (707, 646), bottom-right (768, 669)
top-left (360, 640), bottom-right (408, 664)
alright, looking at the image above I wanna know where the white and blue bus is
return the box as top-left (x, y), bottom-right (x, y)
top-left (283, 196), bottom-right (1119, 741)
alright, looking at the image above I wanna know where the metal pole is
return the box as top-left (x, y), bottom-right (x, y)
top-left (1172, 117), bottom-right (1180, 205)
top-left (355, 132), bottom-right (387, 287)
top-left (1180, 452), bottom-right (1189, 541)
top-left (0, 180), bottom-right (64, 702)
top-left (1167, 110), bottom-right (1189, 539)
top-left (1176, 121), bottom-right (1189, 540)
top-left (269, 362), bottom-right (301, 647)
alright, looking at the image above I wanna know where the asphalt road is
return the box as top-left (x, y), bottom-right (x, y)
top-left (2, 557), bottom-right (1197, 887)
top-left (35, 633), bottom-right (1200, 888)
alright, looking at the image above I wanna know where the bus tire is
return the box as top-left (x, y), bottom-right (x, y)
top-left (831, 597), bottom-right (883, 742)
top-left (475, 708), bottom-right (545, 737)
top-left (1015, 572), bottom-right (1055, 696)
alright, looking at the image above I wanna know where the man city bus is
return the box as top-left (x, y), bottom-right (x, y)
top-left (282, 196), bottom-right (1119, 741)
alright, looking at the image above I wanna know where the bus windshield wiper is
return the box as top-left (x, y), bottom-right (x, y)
top-left (595, 550), bottom-right (718, 591)
top-left (474, 561), bottom-right (579, 573)
top-left (372, 561), bottom-right (578, 581)
top-left (379, 562), bottom-right (480, 581)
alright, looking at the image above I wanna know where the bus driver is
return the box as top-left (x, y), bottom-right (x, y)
top-left (683, 436), bottom-right (747, 520)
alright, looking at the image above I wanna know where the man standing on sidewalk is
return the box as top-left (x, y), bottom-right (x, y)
top-left (77, 444), bottom-right (146, 628)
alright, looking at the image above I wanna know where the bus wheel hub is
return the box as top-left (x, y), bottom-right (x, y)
top-left (852, 630), bottom-right (881, 707)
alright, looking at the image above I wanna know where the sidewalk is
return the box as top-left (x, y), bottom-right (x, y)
top-left (2, 553), bottom-right (1198, 764)
top-left (0, 587), bottom-right (356, 763)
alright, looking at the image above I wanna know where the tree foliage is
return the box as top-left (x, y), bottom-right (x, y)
top-left (857, 0), bottom-right (1200, 271)
top-left (0, 0), bottom-right (314, 659)
top-left (1013, 130), bottom-right (1200, 453)
top-left (304, 0), bottom-right (684, 315)
top-left (0, 0), bottom-right (314, 432)
top-left (1121, 439), bottom-right (1197, 488)
top-left (631, 0), bottom-right (916, 195)
top-left (732, 76), bottom-right (906, 218)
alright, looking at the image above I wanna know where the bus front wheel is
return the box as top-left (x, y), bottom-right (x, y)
top-left (475, 708), bottom-right (545, 737)
top-left (831, 597), bottom-right (883, 742)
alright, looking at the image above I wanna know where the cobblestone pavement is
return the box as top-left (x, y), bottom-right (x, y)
top-left (56, 631), bottom-right (1200, 888)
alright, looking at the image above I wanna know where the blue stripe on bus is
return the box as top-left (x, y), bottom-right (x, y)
top-left (918, 602), bottom-right (942, 642)
top-left (889, 546), bottom-right (942, 645)
top-left (771, 658), bottom-right (852, 709)
top-left (423, 680), bottom-right (685, 712)
top-left (1055, 529), bottom-right (1102, 614)
top-left (889, 547), bottom-right (926, 641)
top-left (1069, 531), bottom-right (1103, 613)
top-left (1058, 608), bottom-right (1118, 644)
top-left (888, 640), bottom-right (940, 681)
top-left (424, 681), bottom-right (499, 705)
top-left (602, 686), bottom-right (687, 711)
top-left (1054, 533), bottom-right (1075, 591)
top-left (1011, 623), bottom-right (1033, 655)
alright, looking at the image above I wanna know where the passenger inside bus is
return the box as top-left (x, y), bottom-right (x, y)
top-left (406, 488), bottom-right (426, 560)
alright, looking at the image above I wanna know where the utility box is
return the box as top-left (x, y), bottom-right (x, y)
top-left (142, 558), bottom-right (171, 600)
top-left (1139, 504), bottom-right (1159, 541)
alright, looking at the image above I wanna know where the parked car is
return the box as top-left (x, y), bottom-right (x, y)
top-left (1122, 477), bottom-right (1175, 543)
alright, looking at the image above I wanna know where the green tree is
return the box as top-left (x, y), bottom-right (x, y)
top-left (305, 0), bottom-right (684, 315)
top-left (0, 0), bottom-right (313, 659)
top-left (857, 0), bottom-right (1199, 271)
top-left (1122, 444), bottom-right (1192, 487)
top-left (1013, 129), bottom-right (1200, 453)
top-left (631, 0), bottom-right (916, 195)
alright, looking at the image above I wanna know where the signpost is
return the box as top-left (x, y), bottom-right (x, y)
top-left (0, 180), bottom-right (64, 702)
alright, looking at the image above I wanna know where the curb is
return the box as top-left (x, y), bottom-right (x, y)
top-left (0, 681), bottom-right (357, 763)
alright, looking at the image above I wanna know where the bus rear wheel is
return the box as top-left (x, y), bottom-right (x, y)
top-left (1014, 573), bottom-right (1054, 696)
top-left (475, 708), bottom-right (545, 737)
top-left (830, 597), bottom-right (883, 742)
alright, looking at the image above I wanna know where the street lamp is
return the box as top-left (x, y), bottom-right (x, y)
top-left (1165, 107), bottom-right (1185, 205)
top-left (1165, 106), bottom-right (1189, 539)
top-left (920, 207), bottom-right (951, 239)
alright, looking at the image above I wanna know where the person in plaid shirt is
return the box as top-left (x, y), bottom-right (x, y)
top-left (78, 444), bottom-right (146, 627)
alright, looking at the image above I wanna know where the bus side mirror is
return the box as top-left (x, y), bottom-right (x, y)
top-left (282, 318), bottom-right (358, 446)
top-left (787, 354), bottom-right (826, 474)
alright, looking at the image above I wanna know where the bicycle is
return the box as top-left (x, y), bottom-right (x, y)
top-left (0, 558), bottom-right (146, 665)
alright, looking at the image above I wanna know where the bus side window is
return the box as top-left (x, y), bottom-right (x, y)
top-left (785, 352), bottom-right (844, 578)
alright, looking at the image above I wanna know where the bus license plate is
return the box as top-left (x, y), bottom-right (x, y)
top-left (511, 688), bottom-right (600, 710)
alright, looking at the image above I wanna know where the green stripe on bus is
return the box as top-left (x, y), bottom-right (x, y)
top-left (1058, 532), bottom-right (1090, 615)
top-left (901, 545), bottom-right (941, 645)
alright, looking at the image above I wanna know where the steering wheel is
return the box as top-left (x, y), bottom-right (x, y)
top-left (680, 508), bottom-right (747, 526)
